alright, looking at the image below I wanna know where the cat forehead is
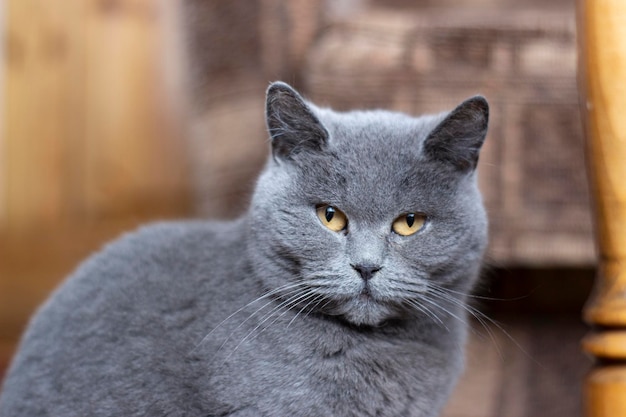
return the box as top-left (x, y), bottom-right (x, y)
top-left (315, 108), bottom-right (443, 149)
top-left (307, 109), bottom-right (447, 177)
top-left (285, 121), bottom-right (456, 215)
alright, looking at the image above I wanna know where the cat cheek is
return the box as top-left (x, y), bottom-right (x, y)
top-left (387, 233), bottom-right (423, 255)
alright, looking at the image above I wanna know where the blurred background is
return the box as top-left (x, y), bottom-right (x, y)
top-left (0, 0), bottom-right (594, 416)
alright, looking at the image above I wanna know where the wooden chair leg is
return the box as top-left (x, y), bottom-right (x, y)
top-left (578, 0), bottom-right (626, 415)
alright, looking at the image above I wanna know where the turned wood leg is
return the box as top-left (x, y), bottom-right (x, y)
top-left (578, 0), bottom-right (626, 415)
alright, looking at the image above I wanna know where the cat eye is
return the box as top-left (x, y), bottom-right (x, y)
top-left (392, 213), bottom-right (426, 236)
top-left (316, 205), bottom-right (348, 232)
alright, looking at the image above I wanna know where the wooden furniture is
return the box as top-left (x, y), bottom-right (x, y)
top-left (0, 0), bottom-right (190, 371)
top-left (578, 0), bottom-right (626, 415)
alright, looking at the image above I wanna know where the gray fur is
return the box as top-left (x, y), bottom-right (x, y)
top-left (0, 82), bottom-right (489, 417)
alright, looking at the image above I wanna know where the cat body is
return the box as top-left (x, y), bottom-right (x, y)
top-left (0, 83), bottom-right (489, 417)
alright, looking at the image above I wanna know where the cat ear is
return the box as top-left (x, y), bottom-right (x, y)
top-left (266, 82), bottom-right (328, 160)
top-left (423, 96), bottom-right (489, 172)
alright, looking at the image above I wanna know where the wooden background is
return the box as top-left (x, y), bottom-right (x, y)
top-left (0, 0), bottom-right (191, 368)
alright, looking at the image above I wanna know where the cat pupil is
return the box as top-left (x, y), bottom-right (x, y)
top-left (406, 213), bottom-right (415, 228)
top-left (325, 207), bottom-right (335, 222)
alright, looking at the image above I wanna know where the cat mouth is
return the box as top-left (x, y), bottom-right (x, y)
top-left (354, 285), bottom-right (386, 311)
top-left (359, 285), bottom-right (372, 300)
top-left (317, 283), bottom-right (401, 326)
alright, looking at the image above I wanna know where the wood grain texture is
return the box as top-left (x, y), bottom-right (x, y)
top-left (3, 0), bottom-right (78, 230)
top-left (0, 0), bottom-right (190, 358)
top-left (1, 0), bottom-right (189, 231)
top-left (579, 0), bottom-right (626, 326)
top-left (583, 332), bottom-right (626, 360)
top-left (578, 0), bottom-right (626, 415)
top-left (585, 366), bottom-right (626, 417)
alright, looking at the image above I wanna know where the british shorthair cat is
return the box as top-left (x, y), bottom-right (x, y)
top-left (0, 82), bottom-right (489, 416)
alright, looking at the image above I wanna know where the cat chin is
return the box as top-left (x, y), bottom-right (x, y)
top-left (335, 297), bottom-right (399, 328)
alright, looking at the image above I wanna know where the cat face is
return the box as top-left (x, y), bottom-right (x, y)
top-left (247, 82), bottom-right (489, 327)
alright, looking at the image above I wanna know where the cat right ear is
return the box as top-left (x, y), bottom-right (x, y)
top-left (423, 96), bottom-right (489, 172)
top-left (265, 82), bottom-right (328, 160)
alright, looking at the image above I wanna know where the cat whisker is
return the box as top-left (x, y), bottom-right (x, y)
top-left (415, 294), bottom-right (465, 328)
top-left (287, 292), bottom-right (327, 328)
top-left (314, 295), bottom-right (337, 317)
top-left (428, 282), bottom-right (531, 302)
top-left (223, 288), bottom-right (318, 362)
top-left (302, 274), bottom-right (345, 289)
top-left (425, 285), bottom-right (536, 363)
top-left (426, 287), bottom-right (502, 357)
top-left (246, 289), bottom-right (327, 341)
top-left (425, 287), bottom-right (508, 359)
top-left (189, 282), bottom-right (308, 355)
top-left (246, 288), bottom-right (319, 339)
top-left (403, 299), bottom-right (448, 330)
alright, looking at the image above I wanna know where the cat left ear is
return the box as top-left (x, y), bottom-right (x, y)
top-left (266, 82), bottom-right (328, 160)
top-left (423, 96), bottom-right (489, 172)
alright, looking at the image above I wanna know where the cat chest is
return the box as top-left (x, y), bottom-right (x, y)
top-left (202, 339), bottom-right (421, 416)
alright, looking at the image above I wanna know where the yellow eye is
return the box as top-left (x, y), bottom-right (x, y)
top-left (316, 205), bottom-right (348, 232)
top-left (392, 213), bottom-right (426, 236)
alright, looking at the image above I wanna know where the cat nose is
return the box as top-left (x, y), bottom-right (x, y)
top-left (352, 264), bottom-right (382, 281)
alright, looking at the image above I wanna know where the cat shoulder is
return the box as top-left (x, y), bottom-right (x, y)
top-left (52, 219), bottom-right (243, 300)
top-left (97, 219), bottom-right (242, 263)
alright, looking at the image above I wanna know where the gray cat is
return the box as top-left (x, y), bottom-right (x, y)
top-left (0, 82), bottom-right (489, 417)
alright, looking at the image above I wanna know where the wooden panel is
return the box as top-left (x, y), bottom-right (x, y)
top-left (82, 0), bottom-right (188, 218)
top-left (2, 0), bottom-right (189, 231)
top-left (0, 1), bottom-right (5, 221)
top-left (3, 0), bottom-right (82, 230)
top-left (0, 0), bottom-right (190, 361)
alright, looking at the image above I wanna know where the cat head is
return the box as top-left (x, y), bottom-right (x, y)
top-left (247, 82), bottom-right (489, 327)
